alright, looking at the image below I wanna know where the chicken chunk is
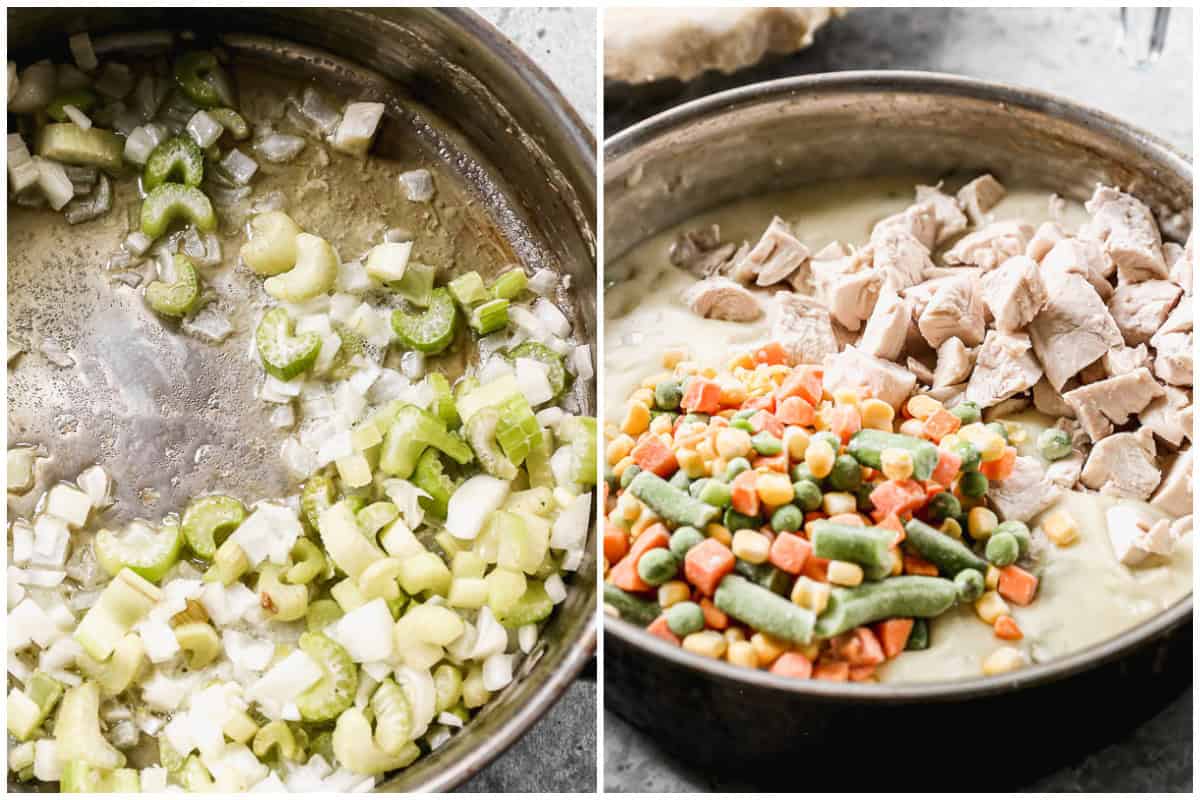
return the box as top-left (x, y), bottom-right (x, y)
top-left (823, 345), bottom-right (917, 410)
top-left (1167, 233), bottom-right (1192, 294)
top-left (906, 357), bottom-right (935, 387)
top-left (1107, 505), bottom-right (1176, 567)
top-left (956, 174), bottom-right (1006, 226)
top-left (1025, 221), bottom-right (1066, 263)
top-left (1102, 344), bottom-right (1151, 377)
top-left (1027, 269), bottom-right (1123, 391)
top-left (1151, 331), bottom-right (1194, 387)
top-left (943, 221), bottom-right (1033, 271)
top-left (770, 293), bottom-right (839, 366)
top-left (917, 274), bottom-right (986, 348)
top-left (914, 184), bottom-right (969, 245)
top-left (1140, 384), bottom-right (1192, 448)
top-left (730, 216), bottom-right (810, 287)
top-left (980, 255), bottom-right (1048, 332)
top-left (933, 336), bottom-right (974, 388)
top-left (1040, 236), bottom-right (1115, 300)
top-left (1032, 376), bottom-right (1075, 418)
top-left (811, 261), bottom-right (882, 332)
top-left (1062, 367), bottom-right (1164, 441)
top-left (1045, 451), bottom-right (1084, 489)
top-left (1082, 185), bottom-right (1168, 283)
top-left (964, 330), bottom-right (1042, 409)
top-left (669, 224), bottom-right (737, 277)
top-left (1107, 279), bottom-right (1183, 346)
top-left (857, 289), bottom-right (911, 362)
top-left (1150, 448), bottom-right (1193, 518)
top-left (872, 228), bottom-right (932, 292)
top-left (988, 456), bottom-right (1061, 522)
top-left (683, 277), bottom-right (763, 322)
top-left (871, 202), bottom-right (938, 251)
top-left (1080, 429), bottom-right (1161, 500)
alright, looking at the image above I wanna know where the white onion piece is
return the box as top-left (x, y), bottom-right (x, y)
top-left (570, 344), bottom-right (594, 380)
top-left (482, 653), bottom-right (514, 692)
top-left (528, 268), bottom-right (557, 296)
top-left (438, 711), bottom-right (464, 728)
top-left (123, 124), bottom-right (167, 166)
top-left (468, 607), bottom-right (508, 660)
top-left (517, 624), bottom-right (538, 654)
top-left (550, 492), bottom-right (591, 551)
top-left (76, 465), bottom-right (111, 508)
top-left (533, 298), bottom-right (572, 337)
top-left (65, 174), bottom-right (111, 225)
top-left (399, 169), bottom-right (434, 202)
top-left (446, 475), bottom-right (510, 540)
top-left (400, 349), bottom-right (426, 381)
top-left (186, 110), bottom-right (223, 148)
top-left (35, 158), bottom-right (74, 211)
top-left (298, 87), bottom-right (341, 135)
top-left (544, 573), bottom-right (567, 604)
top-left (255, 133), bottom-right (306, 164)
top-left (63, 104), bottom-right (92, 130)
top-left (515, 357), bottom-right (553, 406)
top-left (181, 306), bottom-right (233, 344)
top-left (219, 148), bottom-right (258, 185)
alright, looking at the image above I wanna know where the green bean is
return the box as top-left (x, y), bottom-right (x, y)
top-left (854, 483), bottom-right (876, 512)
top-left (604, 582), bottom-right (660, 625)
top-left (654, 380), bottom-right (683, 411)
top-left (173, 51), bottom-right (236, 108)
top-left (954, 568), bottom-right (984, 602)
top-left (669, 470), bottom-right (692, 491)
top-left (829, 454), bottom-right (863, 491)
top-left (903, 518), bottom-right (988, 576)
top-left (792, 479), bottom-right (823, 511)
top-left (959, 470), bottom-right (989, 498)
top-left (723, 507), bottom-right (759, 533)
top-left (770, 504), bottom-right (803, 533)
top-left (810, 521), bottom-right (896, 580)
top-left (985, 532), bottom-right (1019, 567)
top-left (815, 575), bottom-right (958, 637)
top-left (145, 254), bottom-right (200, 318)
top-left (751, 432), bottom-right (782, 456)
top-left (143, 136), bottom-right (203, 191)
top-left (619, 464), bottom-right (642, 490)
top-left (954, 441), bottom-right (982, 473)
top-left (847, 429), bottom-right (940, 481)
top-left (637, 548), bottom-right (679, 586)
top-left (256, 307), bottom-right (321, 381)
top-left (1037, 428), bottom-right (1072, 461)
top-left (628, 471), bottom-right (720, 529)
top-left (669, 527), bottom-right (705, 559)
top-left (949, 401), bottom-right (982, 425)
top-left (714, 575), bottom-right (816, 644)
top-left (733, 560), bottom-right (791, 596)
top-left (665, 601), bottom-right (705, 637)
top-left (906, 618), bottom-right (930, 651)
top-left (181, 494), bottom-right (245, 559)
top-left (140, 183), bottom-right (216, 238)
top-left (392, 288), bottom-right (459, 355)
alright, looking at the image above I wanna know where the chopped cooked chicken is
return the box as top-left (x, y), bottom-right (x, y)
top-left (1027, 268), bottom-right (1123, 391)
top-left (729, 216), bottom-right (810, 287)
top-left (1171, 515), bottom-right (1193, 539)
top-left (770, 293), bottom-right (839, 366)
top-left (980, 255), bottom-right (1048, 332)
top-left (1040, 236), bottom-right (1115, 300)
top-left (1078, 358), bottom-right (1109, 386)
top-left (1107, 505), bottom-right (1176, 567)
top-left (1151, 330), bottom-right (1194, 387)
top-left (963, 330), bottom-right (1042, 409)
top-left (1082, 185), bottom-right (1168, 283)
top-left (669, 224), bottom-right (737, 277)
top-left (811, 260), bottom-right (881, 332)
top-left (933, 336), bottom-right (974, 388)
top-left (1167, 233), bottom-right (1193, 294)
top-left (1062, 367), bottom-right (1164, 441)
top-left (943, 221), bottom-right (1033, 271)
top-left (683, 277), bottom-right (763, 322)
top-left (1140, 384), bottom-right (1192, 448)
top-left (1032, 376), bottom-right (1075, 418)
top-left (927, 383), bottom-right (966, 406)
top-left (1155, 297), bottom-right (1192, 338)
top-left (989, 456), bottom-right (1061, 522)
top-left (871, 201), bottom-right (938, 250)
top-left (1102, 344), bottom-right (1151, 377)
top-left (822, 345), bottom-right (917, 409)
top-left (1080, 429), bottom-right (1161, 500)
top-left (956, 174), bottom-right (1006, 226)
top-left (1045, 451), bottom-right (1084, 489)
top-left (857, 289), bottom-right (910, 361)
top-left (1150, 448), bottom-right (1193, 518)
top-left (1025, 221), bottom-right (1066, 262)
top-left (914, 184), bottom-right (969, 245)
top-left (1107, 280), bottom-right (1183, 346)
top-left (872, 228), bottom-right (932, 291)
top-left (917, 274), bottom-right (986, 348)
top-left (906, 357), bottom-right (935, 386)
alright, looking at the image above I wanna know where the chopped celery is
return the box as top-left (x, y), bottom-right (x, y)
top-left (524, 429), bottom-right (556, 489)
top-left (173, 51), bottom-right (236, 108)
top-left (301, 471), bottom-right (337, 531)
top-left (256, 306), bottom-right (321, 380)
top-left (412, 449), bottom-right (456, 519)
top-left (487, 568), bottom-right (527, 615)
top-left (252, 720), bottom-right (303, 762)
top-left (60, 761), bottom-right (140, 792)
top-left (140, 183), bottom-right (216, 238)
top-left (491, 267), bottom-right (529, 299)
top-left (391, 288), bottom-right (458, 354)
top-left (37, 123), bottom-right (124, 172)
top-left (174, 621), bottom-right (220, 669)
top-left (332, 707), bottom-right (420, 775)
top-left (257, 564), bottom-right (309, 622)
top-left (561, 415), bottom-right (598, 487)
top-left (495, 394), bottom-right (542, 466)
top-left (241, 210), bottom-right (301, 276)
top-left (469, 298), bottom-right (509, 335)
top-left (74, 569), bottom-right (162, 660)
top-left (204, 539), bottom-right (249, 585)
top-left (427, 372), bottom-right (460, 428)
top-left (145, 254), bottom-right (201, 318)
top-left (379, 405), bottom-right (472, 479)
top-left (317, 501), bottom-right (385, 580)
top-left (357, 558), bottom-right (404, 601)
top-left (505, 487), bottom-right (555, 517)
top-left (76, 633), bottom-right (144, 697)
top-left (370, 679), bottom-right (414, 755)
top-left (46, 89), bottom-right (98, 123)
top-left (507, 341), bottom-right (568, 398)
top-left (365, 242), bottom-right (412, 283)
top-left (287, 537), bottom-right (328, 584)
top-left (181, 494), bottom-right (245, 559)
top-left (7, 672), bottom-right (62, 741)
top-left (143, 135), bottom-right (203, 190)
top-left (465, 408), bottom-right (518, 480)
top-left (448, 271), bottom-right (487, 308)
top-left (397, 552), bottom-right (452, 596)
top-left (264, 232), bottom-right (338, 302)
top-left (54, 682), bottom-right (125, 770)
top-left (306, 598), bottom-right (343, 633)
top-left (497, 580), bottom-right (554, 626)
top-left (94, 519), bottom-right (183, 582)
top-left (180, 755), bottom-right (214, 791)
top-left (456, 374), bottom-right (522, 422)
top-left (393, 261), bottom-right (436, 307)
top-left (208, 107), bottom-right (250, 140)
top-left (295, 633), bottom-right (358, 722)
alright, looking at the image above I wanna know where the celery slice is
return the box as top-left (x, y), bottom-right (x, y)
top-left (427, 372), bottom-right (460, 428)
top-left (60, 761), bottom-right (140, 792)
top-left (174, 621), bottom-right (220, 669)
top-left (301, 472), bottom-right (337, 531)
top-left (74, 569), bottom-right (162, 661)
top-left (7, 672), bottom-right (62, 741)
top-left (94, 520), bottom-right (183, 582)
top-left (209, 107), bottom-right (250, 140)
top-left (391, 288), bottom-right (458, 354)
top-left (76, 633), bottom-right (144, 697)
top-left (524, 429), bottom-right (556, 489)
top-left (469, 298), bottom-right (509, 335)
top-left (174, 51), bottom-right (236, 108)
top-left (497, 580), bottom-right (554, 626)
top-left (456, 374), bottom-right (522, 422)
top-left (287, 537), bottom-right (328, 584)
top-left (306, 598), bottom-right (344, 633)
top-left (256, 306), bottom-right (321, 380)
top-left (143, 135), bottom-right (203, 190)
top-left (370, 679), bottom-right (414, 755)
top-left (181, 494), bottom-right (245, 559)
top-left (411, 449), bottom-right (457, 519)
top-left (140, 183), bottom-right (216, 238)
top-left (491, 267), bottom-right (529, 300)
top-left (465, 408), bottom-right (518, 480)
top-left (253, 720), bottom-right (304, 762)
top-left (264, 232), bottom-right (338, 302)
top-left (241, 210), bottom-right (301, 276)
top-left (495, 394), bottom-right (542, 466)
top-left (295, 633), bottom-right (358, 722)
top-left (180, 755), bottom-right (215, 791)
top-left (144, 254), bottom-right (201, 318)
top-left (46, 89), bottom-right (98, 123)
top-left (562, 415), bottom-right (598, 487)
top-left (204, 539), bottom-right (249, 585)
top-left (256, 564), bottom-right (309, 622)
top-left (332, 707), bottom-right (420, 776)
top-left (379, 405), bottom-right (472, 479)
top-left (37, 123), bottom-right (124, 172)
top-left (393, 262), bottom-right (436, 307)
top-left (318, 501), bottom-right (385, 580)
top-left (54, 682), bottom-right (125, 770)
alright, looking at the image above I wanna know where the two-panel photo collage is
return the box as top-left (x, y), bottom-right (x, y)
top-left (3, 4), bottom-right (1194, 795)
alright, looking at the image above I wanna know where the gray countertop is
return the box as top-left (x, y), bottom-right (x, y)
top-left (603, 6), bottom-right (1192, 793)
top-left (459, 7), bottom-right (598, 793)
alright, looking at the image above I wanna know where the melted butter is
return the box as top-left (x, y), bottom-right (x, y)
top-left (605, 178), bottom-right (1190, 683)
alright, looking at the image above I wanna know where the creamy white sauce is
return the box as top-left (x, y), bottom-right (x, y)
top-left (605, 177), bottom-right (1191, 682)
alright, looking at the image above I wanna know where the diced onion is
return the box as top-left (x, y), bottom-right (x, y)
top-left (544, 573), bottom-right (567, 604)
top-left (124, 123), bottom-right (168, 167)
top-left (533, 298), bottom-right (571, 337)
top-left (63, 104), bottom-right (92, 130)
top-left (446, 476), bottom-right (510, 540)
top-left (181, 306), bottom-right (234, 344)
top-left (395, 665), bottom-right (437, 739)
top-left (515, 357), bottom-right (554, 406)
top-left (219, 148), bottom-right (259, 186)
top-left (35, 158), bottom-right (74, 211)
top-left (570, 344), bottom-right (593, 380)
top-left (298, 87), bottom-right (342, 135)
top-left (437, 710), bottom-right (464, 728)
top-left (330, 102), bottom-right (385, 158)
top-left (186, 110), bottom-right (224, 148)
top-left (517, 623), bottom-right (538, 653)
top-left (399, 169), bottom-right (434, 202)
top-left (68, 32), bottom-right (99, 71)
top-left (255, 133), bottom-right (306, 164)
top-left (528, 268), bottom-right (558, 296)
top-left (9, 62), bottom-right (56, 113)
top-left (482, 652), bottom-right (514, 692)
top-left (550, 492), bottom-right (591, 551)
top-left (76, 465), bottom-right (111, 508)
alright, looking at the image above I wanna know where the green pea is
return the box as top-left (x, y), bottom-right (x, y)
top-left (985, 532), bottom-right (1020, 567)
top-left (751, 432), bottom-right (782, 456)
top-left (698, 480), bottom-right (733, 509)
top-left (792, 480), bottom-right (823, 512)
top-left (950, 401), bottom-right (982, 425)
top-left (669, 471), bottom-right (692, 491)
top-left (953, 441), bottom-right (982, 474)
top-left (732, 408), bottom-right (758, 421)
top-left (724, 457), bottom-right (752, 482)
top-left (620, 465), bottom-right (642, 490)
top-left (654, 380), bottom-right (683, 411)
top-left (926, 492), bottom-right (962, 522)
top-left (959, 470), bottom-right (988, 498)
top-left (994, 520), bottom-right (1031, 556)
top-left (954, 568), bottom-right (985, 602)
top-left (731, 418), bottom-right (755, 433)
top-left (986, 422), bottom-right (1009, 442)
top-left (1037, 428), bottom-right (1072, 461)
top-left (770, 505), bottom-right (804, 533)
top-left (791, 463), bottom-right (817, 484)
top-left (637, 548), bottom-right (680, 587)
top-left (665, 601), bottom-right (705, 637)
top-left (811, 431), bottom-right (842, 453)
top-left (724, 507), bottom-right (759, 533)
top-left (829, 455), bottom-right (862, 491)
top-left (669, 527), bottom-right (705, 559)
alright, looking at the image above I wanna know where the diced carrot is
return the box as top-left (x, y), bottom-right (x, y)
top-left (981, 446), bottom-right (1017, 481)
top-left (752, 454), bottom-right (789, 473)
top-left (903, 553), bottom-right (939, 577)
top-left (630, 435), bottom-right (678, 478)
top-left (742, 393), bottom-right (776, 414)
top-left (769, 652), bottom-right (813, 679)
top-left (608, 524), bottom-right (671, 593)
top-left (876, 513), bottom-right (905, 544)
top-left (802, 555), bottom-right (830, 582)
top-left (849, 665), bottom-right (877, 682)
top-left (872, 618), bottom-right (915, 658)
top-left (775, 395), bottom-right (816, 426)
top-left (646, 615), bottom-right (681, 646)
top-left (922, 408), bottom-right (961, 442)
top-left (829, 405), bottom-right (862, 444)
top-left (684, 538), bottom-right (737, 596)
top-left (869, 479), bottom-right (927, 518)
top-left (768, 531), bottom-right (812, 575)
top-left (681, 378), bottom-right (723, 414)
top-left (603, 522), bottom-right (629, 564)
top-left (753, 341), bottom-right (788, 366)
top-left (832, 627), bottom-right (885, 666)
top-left (998, 565), bottom-right (1038, 606)
top-left (994, 614), bottom-right (1023, 641)
top-left (730, 470), bottom-right (760, 516)
top-left (749, 410), bottom-right (784, 438)
top-left (812, 660), bottom-right (850, 682)
top-left (777, 365), bottom-right (823, 406)
top-left (700, 598), bottom-right (728, 630)
top-left (930, 448), bottom-right (963, 487)
top-left (826, 512), bottom-right (867, 527)
top-left (730, 352), bottom-right (755, 371)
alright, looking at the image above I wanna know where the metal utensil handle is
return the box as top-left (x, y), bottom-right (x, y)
top-left (1118, 7), bottom-right (1171, 68)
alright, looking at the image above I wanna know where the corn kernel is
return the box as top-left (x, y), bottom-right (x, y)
top-left (967, 506), bottom-right (999, 539)
top-left (860, 398), bottom-right (895, 431)
top-left (756, 472), bottom-right (794, 506)
top-left (828, 560), bottom-right (864, 587)
top-left (833, 387), bottom-right (860, 406)
top-left (631, 388), bottom-right (655, 408)
top-left (880, 447), bottom-right (914, 481)
top-left (906, 394), bottom-right (943, 420)
top-left (621, 402), bottom-right (651, 436)
top-left (709, 457), bottom-right (728, 478)
top-left (677, 448), bottom-right (706, 479)
top-left (790, 577), bottom-right (831, 614)
top-left (607, 434), bottom-right (635, 465)
top-left (985, 565), bottom-right (1001, 590)
top-left (682, 630), bottom-right (727, 659)
top-left (649, 413), bottom-right (674, 435)
top-left (705, 523), bottom-right (733, 546)
top-left (822, 491), bottom-right (857, 516)
top-left (979, 433), bottom-right (1007, 462)
top-left (898, 418), bottom-right (925, 437)
top-left (750, 632), bottom-right (788, 665)
top-left (715, 428), bottom-right (753, 460)
top-left (696, 439), bottom-right (716, 460)
top-left (723, 627), bottom-right (746, 644)
top-left (732, 529), bottom-right (771, 564)
top-left (617, 492), bottom-right (642, 520)
top-left (612, 455), bottom-right (634, 479)
top-left (796, 641), bottom-right (822, 661)
top-left (718, 381), bottom-right (748, 407)
top-left (630, 512), bottom-right (658, 537)
top-left (727, 640), bottom-right (759, 669)
top-left (939, 517), bottom-right (963, 540)
top-left (805, 439), bottom-right (836, 479)
top-left (982, 646), bottom-right (1026, 676)
top-left (1042, 510), bottom-right (1079, 547)
top-left (974, 590), bottom-right (1010, 624)
top-left (662, 348), bottom-right (688, 369)
top-left (783, 426), bottom-right (811, 461)
top-left (657, 581), bottom-right (691, 609)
